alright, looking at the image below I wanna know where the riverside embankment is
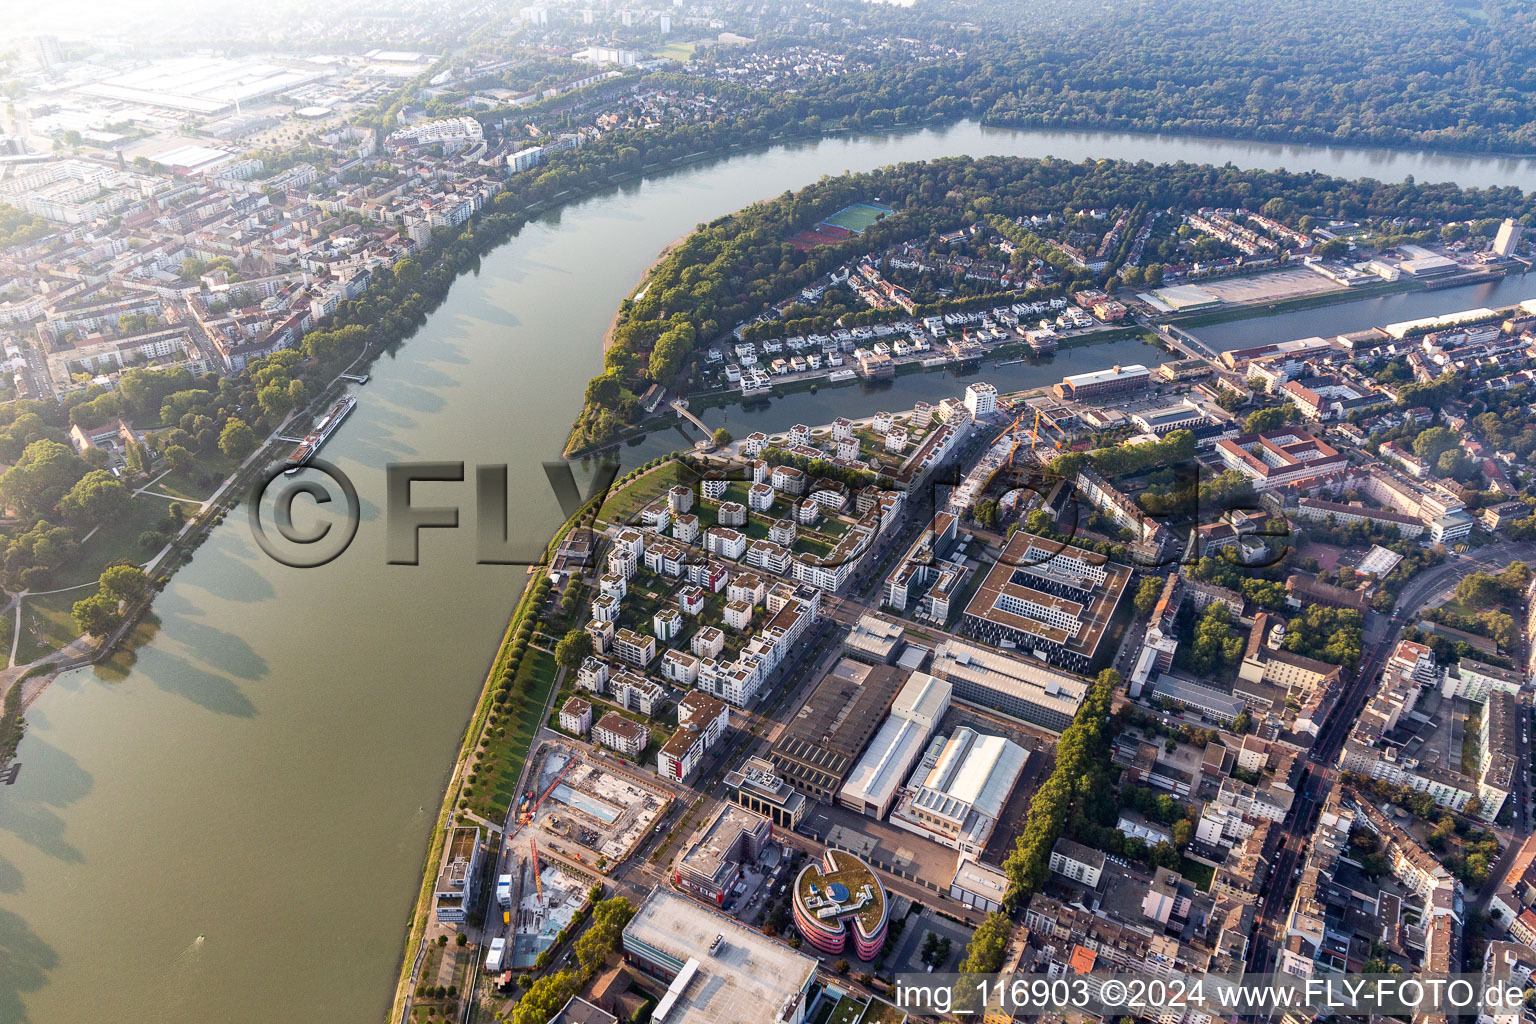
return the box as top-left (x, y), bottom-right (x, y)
top-left (4, 119), bottom-right (1536, 1024)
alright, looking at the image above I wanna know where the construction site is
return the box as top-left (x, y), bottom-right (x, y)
top-left (948, 395), bottom-right (1070, 516)
top-left (519, 742), bottom-right (672, 869)
top-left (502, 846), bottom-right (594, 970)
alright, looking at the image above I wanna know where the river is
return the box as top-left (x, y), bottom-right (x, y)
top-left (3, 119), bottom-right (1536, 1024)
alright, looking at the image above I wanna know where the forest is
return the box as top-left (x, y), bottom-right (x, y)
top-left (970, 0), bottom-right (1536, 153)
top-left (669, 0), bottom-right (1536, 154)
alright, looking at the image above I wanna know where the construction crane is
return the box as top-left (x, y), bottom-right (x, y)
top-left (529, 839), bottom-right (544, 901)
top-left (1027, 408), bottom-right (1066, 456)
top-left (520, 754), bottom-right (577, 825)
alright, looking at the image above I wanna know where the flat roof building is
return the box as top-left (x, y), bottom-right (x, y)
top-left (792, 850), bottom-right (890, 960)
top-left (838, 672), bottom-right (953, 818)
top-left (1480, 689), bottom-right (1519, 822)
top-left (434, 825), bottom-right (482, 923)
top-left (890, 726), bottom-right (1028, 856)
top-left (1054, 363), bottom-right (1151, 400)
top-left (958, 530), bottom-right (1130, 673)
top-left (1146, 674), bottom-right (1245, 724)
top-left (949, 859), bottom-right (1010, 914)
top-left (843, 613), bottom-right (904, 664)
top-left (768, 659), bottom-right (906, 800)
top-left (725, 755), bottom-right (808, 829)
top-left (1049, 837), bottom-right (1106, 887)
top-left (622, 888), bottom-right (818, 1024)
top-left (673, 804), bottom-right (773, 907)
top-left (930, 638), bottom-right (1091, 733)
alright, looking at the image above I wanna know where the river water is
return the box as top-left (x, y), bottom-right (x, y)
top-left (3, 120), bottom-right (1536, 1024)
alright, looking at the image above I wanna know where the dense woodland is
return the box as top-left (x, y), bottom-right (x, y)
top-left (970, 0), bottom-right (1536, 152)
top-left (669, 0), bottom-right (1536, 153)
top-left (569, 154), bottom-right (1536, 450)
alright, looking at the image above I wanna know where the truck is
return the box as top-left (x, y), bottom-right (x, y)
top-left (485, 937), bottom-right (506, 973)
top-left (496, 873), bottom-right (513, 908)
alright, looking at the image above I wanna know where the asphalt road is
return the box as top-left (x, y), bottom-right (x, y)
top-left (1246, 542), bottom-right (1536, 974)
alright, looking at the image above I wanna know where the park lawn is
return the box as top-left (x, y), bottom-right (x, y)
top-left (15, 587), bottom-right (95, 665)
top-left (466, 647), bottom-right (562, 825)
top-left (1433, 596), bottom-right (1481, 621)
top-left (817, 515), bottom-right (852, 538)
top-left (52, 495), bottom-right (175, 589)
top-left (599, 462), bottom-right (682, 525)
top-left (151, 454), bottom-right (236, 502)
top-left (795, 534), bottom-right (834, 558)
top-left (718, 481), bottom-right (753, 508)
top-left (742, 516), bottom-right (775, 541)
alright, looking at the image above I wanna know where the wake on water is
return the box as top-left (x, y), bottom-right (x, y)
top-left (162, 934), bottom-right (207, 1004)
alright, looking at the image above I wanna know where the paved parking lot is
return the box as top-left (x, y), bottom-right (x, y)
top-left (805, 802), bottom-right (961, 886)
top-left (886, 905), bottom-right (976, 975)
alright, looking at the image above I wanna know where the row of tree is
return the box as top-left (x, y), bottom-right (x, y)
top-left (958, 668), bottom-right (1121, 976)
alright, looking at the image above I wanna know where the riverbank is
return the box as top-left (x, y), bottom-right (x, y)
top-left (386, 494), bottom-right (609, 1024)
top-left (14, 116), bottom-right (1536, 1024)
top-left (0, 346), bottom-right (378, 731)
top-left (1166, 275), bottom-right (1424, 330)
top-left (574, 260), bottom-right (1525, 463)
top-left (602, 230), bottom-right (692, 353)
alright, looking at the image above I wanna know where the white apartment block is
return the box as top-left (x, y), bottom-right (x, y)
top-left (654, 608), bottom-right (683, 643)
top-left (667, 485), bottom-right (694, 513)
top-left (673, 514), bottom-right (700, 545)
top-left (612, 671), bottom-right (664, 715)
top-left (661, 649), bottom-right (701, 686)
top-left (692, 626), bottom-right (726, 659)
top-left (705, 527), bottom-right (747, 560)
top-left (748, 482), bottom-right (775, 512)
top-left (591, 593), bottom-right (621, 623)
top-left (964, 381), bottom-right (998, 418)
top-left (593, 713), bottom-right (647, 757)
top-left (724, 600), bottom-right (754, 632)
top-left (612, 628), bottom-right (657, 668)
top-left (607, 547), bottom-right (638, 579)
top-left (559, 697), bottom-right (592, 736)
top-left (599, 571), bottom-right (627, 600)
top-left (576, 656), bottom-right (611, 695)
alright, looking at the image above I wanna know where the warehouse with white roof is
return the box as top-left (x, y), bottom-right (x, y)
top-left (889, 726), bottom-right (1028, 856)
top-left (838, 672), bottom-right (953, 818)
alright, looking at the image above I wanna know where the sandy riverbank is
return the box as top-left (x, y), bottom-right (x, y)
top-left (602, 230), bottom-right (692, 351)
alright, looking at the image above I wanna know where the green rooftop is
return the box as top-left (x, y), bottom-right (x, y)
top-left (795, 850), bottom-right (885, 936)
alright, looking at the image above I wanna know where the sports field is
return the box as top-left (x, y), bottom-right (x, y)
top-left (822, 202), bottom-right (893, 234)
